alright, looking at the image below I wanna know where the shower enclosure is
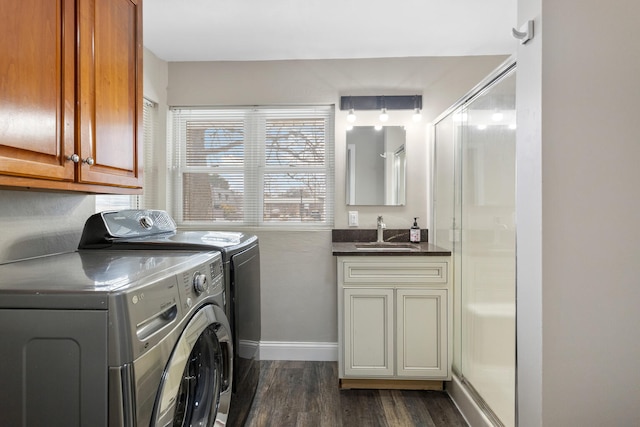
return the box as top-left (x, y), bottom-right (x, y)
top-left (432, 61), bottom-right (516, 427)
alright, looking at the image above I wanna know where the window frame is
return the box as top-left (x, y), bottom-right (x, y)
top-left (170, 105), bottom-right (335, 229)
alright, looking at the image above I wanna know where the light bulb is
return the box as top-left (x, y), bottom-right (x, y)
top-left (374, 124), bottom-right (383, 131)
top-left (509, 123), bottom-right (517, 130)
top-left (492, 111), bottom-right (504, 122)
top-left (477, 124), bottom-right (487, 130)
top-left (412, 108), bottom-right (422, 122)
top-left (346, 108), bottom-right (356, 123)
top-left (346, 124), bottom-right (354, 131)
top-left (379, 108), bottom-right (389, 122)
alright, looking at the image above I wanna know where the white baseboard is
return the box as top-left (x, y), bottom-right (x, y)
top-left (259, 341), bottom-right (338, 361)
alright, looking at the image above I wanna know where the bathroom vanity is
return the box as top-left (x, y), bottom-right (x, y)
top-left (333, 235), bottom-right (452, 390)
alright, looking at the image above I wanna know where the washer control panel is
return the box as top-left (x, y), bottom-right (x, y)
top-left (179, 253), bottom-right (224, 311)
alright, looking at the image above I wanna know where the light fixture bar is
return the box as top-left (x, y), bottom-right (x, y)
top-left (339, 95), bottom-right (422, 111)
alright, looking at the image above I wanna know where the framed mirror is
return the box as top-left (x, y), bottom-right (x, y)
top-left (346, 126), bottom-right (406, 206)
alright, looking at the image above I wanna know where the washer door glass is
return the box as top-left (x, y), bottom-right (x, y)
top-left (152, 305), bottom-right (232, 427)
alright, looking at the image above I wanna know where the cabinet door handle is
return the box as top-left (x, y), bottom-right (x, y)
top-left (66, 154), bottom-right (80, 163)
top-left (83, 157), bottom-right (95, 165)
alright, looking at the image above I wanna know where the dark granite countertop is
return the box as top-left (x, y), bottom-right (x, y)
top-left (332, 229), bottom-right (451, 256)
top-left (332, 241), bottom-right (451, 256)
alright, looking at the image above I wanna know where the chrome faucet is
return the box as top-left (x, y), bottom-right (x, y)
top-left (377, 215), bottom-right (386, 243)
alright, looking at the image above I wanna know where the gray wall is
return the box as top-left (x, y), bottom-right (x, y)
top-left (142, 49), bottom-right (170, 209)
top-left (516, 0), bottom-right (640, 425)
top-left (0, 191), bottom-right (95, 263)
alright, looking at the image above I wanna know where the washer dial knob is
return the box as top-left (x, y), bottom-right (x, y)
top-left (193, 272), bottom-right (209, 294)
top-left (139, 216), bottom-right (154, 229)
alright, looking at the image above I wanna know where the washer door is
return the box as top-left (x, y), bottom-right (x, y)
top-left (151, 304), bottom-right (233, 427)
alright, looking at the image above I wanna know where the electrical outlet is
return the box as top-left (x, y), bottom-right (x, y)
top-left (348, 211), bottom-right (358, 227)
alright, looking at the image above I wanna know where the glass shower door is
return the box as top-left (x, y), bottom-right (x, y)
top-left (433, 67), bottom-right (516, 427)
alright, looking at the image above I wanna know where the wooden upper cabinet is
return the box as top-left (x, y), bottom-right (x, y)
top-left (0, 0), bottom-right (143, 193)
top-left (77, 0), bottom-right (143, 188)
top-left (0, 0), bottom-right (76, 182)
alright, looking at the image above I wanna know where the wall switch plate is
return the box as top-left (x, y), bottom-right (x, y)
top-left (348, 211), bottom-right (358, 227)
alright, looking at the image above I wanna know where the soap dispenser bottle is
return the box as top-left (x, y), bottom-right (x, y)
top-left (410, 217), bottom-right (421, 243)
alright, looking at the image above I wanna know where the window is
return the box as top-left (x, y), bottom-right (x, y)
top-left (95, 98), bottom-right (158, 212)
top-left (170, 106), bottom-right (334, 227)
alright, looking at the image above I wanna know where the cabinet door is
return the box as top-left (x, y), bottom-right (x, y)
top-left (0, 0), bottom-right (76, 182)
top-left (396, 289), bottom-right (448, 377)
top-left (77, 0), bottom-right (142, 188)
top-left (343, 288), bottom-right (394, 377)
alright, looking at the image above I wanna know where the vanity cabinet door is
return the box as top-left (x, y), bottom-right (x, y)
top-left (396, 289), bottom-right (448, 377)
top-left (343, 288), bottom-right (394, 377)
top-left (0, 0), bottom-right (76, 182)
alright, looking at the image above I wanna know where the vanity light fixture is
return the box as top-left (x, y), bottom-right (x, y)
top-left (379, 107), bottom-right (389, 122)
top-left (339, 95), bottom-right (423, 123)
top-left (379, 96), bottom-right (389, 122)
top-left (347, 108), bottom-right (356, 123)
top-left (411, 95), bottom-right (422, 122)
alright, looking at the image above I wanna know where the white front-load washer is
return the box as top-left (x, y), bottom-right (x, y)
top-left (0, 249), bottom-right (233, 427)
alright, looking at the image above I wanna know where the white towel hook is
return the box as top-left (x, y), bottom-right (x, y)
top-left (512, 20), bottom-right (534, 44)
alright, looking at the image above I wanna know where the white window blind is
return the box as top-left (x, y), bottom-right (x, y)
top-left (95, 98), bottom-right (158, 211)
top-left (170, 106), bottom-right (334, 227)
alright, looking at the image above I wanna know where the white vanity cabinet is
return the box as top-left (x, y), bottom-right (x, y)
top-left (337, 256), bottom-right (451, 388)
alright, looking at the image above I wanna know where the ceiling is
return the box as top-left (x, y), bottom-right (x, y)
top-left (143, 0), bottom-right (518, 62)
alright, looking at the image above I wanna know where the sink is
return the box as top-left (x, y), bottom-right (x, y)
top-left (355, 242), bottom-right (419, 251)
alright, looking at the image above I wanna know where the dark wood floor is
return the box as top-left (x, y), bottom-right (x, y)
top-left (244, 361), bottom-right (468, 427)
